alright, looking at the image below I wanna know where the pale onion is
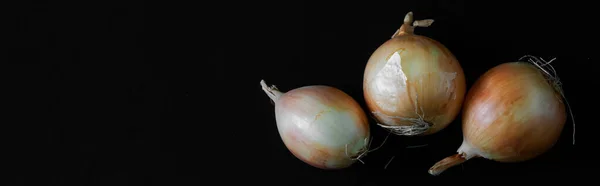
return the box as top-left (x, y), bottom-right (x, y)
top-left (428, 57), bottom-right (573, 176)
top-left (363, 12), bottom-right (466, 136)
top-left (260, 80), bottom-right (371, 169)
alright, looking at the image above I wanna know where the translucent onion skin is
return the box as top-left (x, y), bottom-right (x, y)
top-left (363, 12), bottom-right (466, 136)
top-left (428, 62), bottom-right (567, 176)
top-left (261, 80), bottom-right (370, 169)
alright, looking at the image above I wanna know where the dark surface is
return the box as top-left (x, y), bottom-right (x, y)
top-left (4, 1), bottom-right (593, 185)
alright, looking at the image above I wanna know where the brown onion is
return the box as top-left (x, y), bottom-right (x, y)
top-left (260, 80), bottom-right (371, 169)
top-left (363, 12), bottom-right (466, 136)
top-left (428, 57), bottom-right (572, 176)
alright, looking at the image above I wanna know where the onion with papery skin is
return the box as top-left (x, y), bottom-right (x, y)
top-left (260, 80), bottom-right (371, 169)
top-left (428, 58), bottom-right (571, 176)
top-left (363, 12), bottom-right (466, 136)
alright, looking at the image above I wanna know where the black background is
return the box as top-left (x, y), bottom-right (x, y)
top-left (5, 0), bottom-right (595, 185)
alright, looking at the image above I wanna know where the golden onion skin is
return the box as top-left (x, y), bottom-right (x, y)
top-left (261, 80), bottom-right (371, 170)
top-left (363, 12), bottom-right (466, 136)
top-left (428, 62), bottom-right (567, 176)
top-left (461, 62), bottom-right (566, 162)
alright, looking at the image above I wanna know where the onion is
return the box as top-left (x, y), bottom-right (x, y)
top-left (363, 12), bottom-right (466, 136)
top-left (260, 80), bottom-right (371, 169)
top-left (428, 56), bottom-right (574, 176)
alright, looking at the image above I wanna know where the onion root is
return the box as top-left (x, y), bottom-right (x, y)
top-left (518, 55), bottom-right (575, 145)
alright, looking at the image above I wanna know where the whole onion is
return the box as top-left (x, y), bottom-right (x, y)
top-left (363, 12), bottom-right (466, 136)
top-left (428, 56), bottom-right (574, 176)
top-left (260, 80), bottom-right (371, 169)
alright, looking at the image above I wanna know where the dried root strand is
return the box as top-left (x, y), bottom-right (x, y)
top-left (378, 122), bottom-right (430, 136)
top-left (406, 144), bottom-right (428, 148)
top-left (345, 131), bottom-right (392, 164)
top-left (520, 55), bottom-right (562, 93)
top-left (383, 143), bottom-right (429, 169)
top-left (345, 138), bottom-right (370, 164)
top-left (376, 116), bottom-right (432, 136)
top-left (383, 144), bottom-right (429, 169)
top-left (384, 156), bottom-right (395, 169)
top-left (518, 55), bottom-right (575, 145)
top-left (372, 105), bottom-right (432, 136)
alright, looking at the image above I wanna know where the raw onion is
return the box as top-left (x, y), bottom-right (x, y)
top-left (260, 80), bottom-right (371, 169)
top-left (428, 56), bottom-right (574, 176)
top-left (363, 12), bottom-right (466, 136)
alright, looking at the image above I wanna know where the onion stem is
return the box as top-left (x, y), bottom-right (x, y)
top-left (260, 80), bottom-right (283, 102)
top-left (392, 12), bottom-right (435, 38)
top-left (428, 154), bottom-right (467, 176)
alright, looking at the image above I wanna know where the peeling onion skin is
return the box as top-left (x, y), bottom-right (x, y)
top-left (428, 62), bottom-right (567, 176)
top-left (261, 80), bottom-right (370, 169)
top-left (363, 12), bottom-right (466, 136)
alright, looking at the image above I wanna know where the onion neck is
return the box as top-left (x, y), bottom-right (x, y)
top-left (260, 80), bottom-right (283, 103)
top-left (428, 154), bottom-right (466, 176)
top-left (392, 12), bottom-right (434, 38)
top-left (428, 140), bottom-right (479, 176)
